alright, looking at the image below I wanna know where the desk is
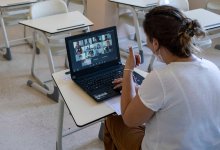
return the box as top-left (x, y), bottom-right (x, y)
top-left (184, 8), bottom-right (220, 30)
top-left (147, 8), bottom-right (220, 72)
top-left (0, 0), bottom-right (37, 60)
top-left (52, 68), bottom-right (147, 150)
top-left (185, 9), bottom-right (220, 47)
top-left (110, 0), bottom-right (158, 64)
top-left (19, 11), bottom-right (93, 102)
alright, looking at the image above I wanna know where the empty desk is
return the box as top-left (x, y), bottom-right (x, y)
top-left (19, 11), bottom-right (93, 102)
top-left (0, 0), bottom-right (37, 60)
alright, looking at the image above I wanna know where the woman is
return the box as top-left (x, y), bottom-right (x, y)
top-left (104, 5), bottom-right (220, 150)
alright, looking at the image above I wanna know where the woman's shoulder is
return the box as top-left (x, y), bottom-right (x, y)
top-left (200, 58), bottom-right (219, 69)
top-left (150, 66), bottom-right (172, 77)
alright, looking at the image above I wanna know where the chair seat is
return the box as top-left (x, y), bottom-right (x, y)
top-left (36, 33), bottom-right (70, 55)
top-left (193, 36), bottom-right (212, 49)
top-left (2, 9), bottom-right (29, 25)
top-left (119, 11), bottom-right (145, 26)
top-left (36, 41), bottom-right (66, 55)
top-left (4, 9), bottom-right (29, 16)
top-left (68, 0), bottom-right (83, 5)
top-left (34, 29), bottom-right (70, 45)
top-left (48, 33), bottom-right (70, 42)
top-left (4, 14), bottom-right (29, 26)
top-left (207, 2), bottom-right (220, 10)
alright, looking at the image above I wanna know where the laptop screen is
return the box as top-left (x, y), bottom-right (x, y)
top-left (65, 26), bottom-right (120, 74)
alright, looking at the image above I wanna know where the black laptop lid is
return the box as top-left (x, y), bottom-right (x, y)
top-left (65, 26), bottom-right (121, 78)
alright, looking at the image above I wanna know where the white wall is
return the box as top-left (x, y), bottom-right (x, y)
top-left (188, 0), bottom-right (208, 9)
top-left (86, 0), bottom-right (119, 31)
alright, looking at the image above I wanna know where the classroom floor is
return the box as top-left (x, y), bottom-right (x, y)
top-left (1, 3), bottom-right (220, 150)
top-left (0, 23), bottom-right (105, 150)
top-left (0, 3), bottom-right (105, 150)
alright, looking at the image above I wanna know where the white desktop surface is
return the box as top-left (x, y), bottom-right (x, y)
top-left (19, 11), bottom-right (93, 34)
top-left (184, 9), bottom-right (220, 30)
top-left (110, 0), bottom-right (158, 8)
top-left (52, 68), bottom-right (148, 127)
top-left (0, 0), bottom-right (37, 7)
top-left (52, 70), bottom-right (115, 127)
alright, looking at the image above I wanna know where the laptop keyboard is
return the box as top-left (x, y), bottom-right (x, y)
top-left (77, 69), bottom-right (123, 92)
top-left (76, 68), bottom-right (145, 92)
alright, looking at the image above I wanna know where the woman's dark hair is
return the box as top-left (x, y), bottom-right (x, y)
top-left (143, 5), bottom-right (205, 57)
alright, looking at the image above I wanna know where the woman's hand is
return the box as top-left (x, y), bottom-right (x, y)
top-left (125, 47), bottom-right (141, 70)
top-left (112, 78), bottom-right (123, 91)
top-left (112, 77), bottom-right (140, 93)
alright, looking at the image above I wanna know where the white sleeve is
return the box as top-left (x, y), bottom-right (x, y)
top-left (138, 71), bottom-right (165, 112)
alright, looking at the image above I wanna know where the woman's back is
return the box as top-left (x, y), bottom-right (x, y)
top-left (104, 5), bottom-right (220, 150)
top-left (140, 57), bottom-right (220, 150)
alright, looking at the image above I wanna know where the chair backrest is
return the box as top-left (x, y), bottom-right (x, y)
top-left (159, 0), bottom-right (189, 11)
top-left (67, 0), bottom-right (83, 5)
top-left (207, 0), bottom-right (220, 12)
top-left (30, 0), bottom-right (68, 19)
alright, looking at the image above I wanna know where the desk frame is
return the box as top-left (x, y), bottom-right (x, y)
top-left (0, 0), bottom-right (37, 60)
top-left (56, 98), bottom-right (109, 150)
top-left (52, 68), bottom-right (147, 150)
top-left (52, 70), bottom-right (116, 150)
top-left (19, 11), bottom-right (93, 102)
top-left (30, 27), bottom-right (90, 101)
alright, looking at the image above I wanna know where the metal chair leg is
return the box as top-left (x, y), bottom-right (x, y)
top-left (3, 48), bottom-right (12, 60)
top-left (214, 44), bottom-right (220, 50)
top-left (0, 16), bottom-right (12, 60)
top-left (147, 55), bottom-right (155, 72)
top-left (98, 122), bottom-right (104, 141)
top-left (27, 31), bottom-right (59, 102)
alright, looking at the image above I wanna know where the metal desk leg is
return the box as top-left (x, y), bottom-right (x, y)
top-left (0, 15), bottom-right (12, 60)
top-left (27, 30), bottom-right (59, 102)
top-left (98, 122), bottom-right (104, 141)
top-left (54, 99), bottom-right (110, 149)
top-left (147, 55), bottom-right (155, 72)
top-left (56, 99), bottom-right (64, 150)
top-left (126, 5), bottom-right (144, 64)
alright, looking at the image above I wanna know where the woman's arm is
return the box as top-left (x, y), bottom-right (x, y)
top-left (121, 47), bottom-right (155, 127)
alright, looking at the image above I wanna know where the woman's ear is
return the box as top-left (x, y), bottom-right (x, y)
top-left (152, 38), bottom-right (159, 52)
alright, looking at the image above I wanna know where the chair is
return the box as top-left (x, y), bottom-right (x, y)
top-left (27, 0), bottom-right (69, 101)
top-left (3, 6), bottom-right (29, 26)
top-left (207, 0), bottom-right (220, 13)
top-left (65, 0), bottom-right (87, 15)
top-left (31, 0), bottom-right (69, 55)
top-left (117, 1), bottom-right (156, 64)
top-left (66, 0), bottom-right (84, 5)
top-left (207, 0), bottom-right (220, 50)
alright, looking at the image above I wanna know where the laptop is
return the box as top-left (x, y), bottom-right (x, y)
top-left (65, 26), bottom-right (144, 102)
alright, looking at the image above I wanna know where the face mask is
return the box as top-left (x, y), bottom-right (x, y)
top-left (154, 48), bottom-right (165, 63)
